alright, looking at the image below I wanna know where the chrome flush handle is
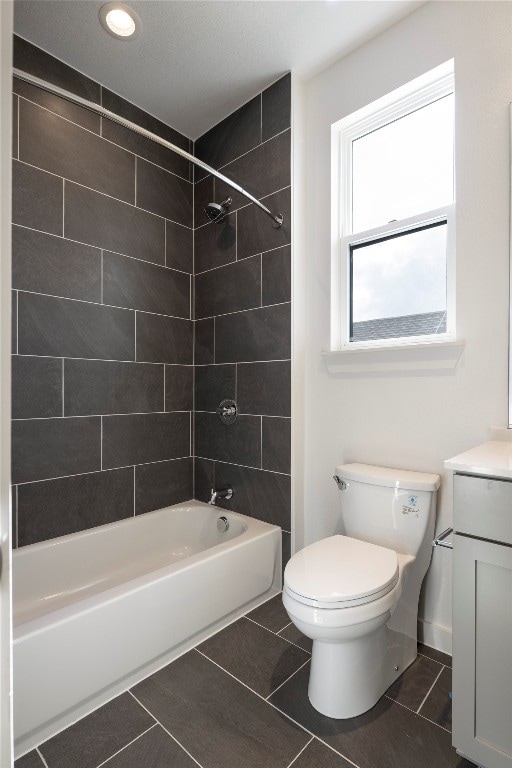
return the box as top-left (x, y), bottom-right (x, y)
top-left (333, 475), bottom-right (347, 490)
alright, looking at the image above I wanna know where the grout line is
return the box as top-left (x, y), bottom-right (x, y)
top-left (100, 416), bottom-right (103, 470)
top-left (94, 724), bottom-right (157, 768)
top-left (13, 352), bottom-right (192, 366)
top-left (193, 360), bottom-right (290, 368)
top-left (15, 92), bottom-right (192, 184)
top-left (61, 358), bottom-right (65, 417)
top-left (15, 287), bottom-right (191, 322)
top-left (211, 126), bottom-right (291, 178)
top-left (264, 658), bottom-right (311, 700)
top-left (163, 364), bottom-right (166, 411)
top-left (417, 648), bottom-right (451, 668)
top-left (15, 455), bottom-right (192, 487)
top-left (128, 691), bottom-right (205, 768)
top-left (195, 647), bottom-right (280, 703)
top-left (285, 737), bottom-right (314, 768)
top-left (194, 455), bottom-right (290, 477)
top-left (36, 747), bottom-right (50, 768)
top-left (194, 298), bottom-right (291, 323)
top-left (194, 182), bottom-right (290, 228)
top-left (187, 240), bottom-right (290, 275)
top-left (244, 614), bottom-right (299, 644)
top-left (13, 409), bottom-right (192, 422)
top-left (416, 665), bottom-right (445, 715)
top-left (13, 157), bottom-right (191, 225)
top-left (189, 410), bottom-right (289, 419)
top-left (383, 693), bottom-right (452, 734)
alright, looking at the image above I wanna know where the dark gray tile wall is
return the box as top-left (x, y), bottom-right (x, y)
top-left (193, 75), bottom-right (292, 566)
top-left (11, 39), bottom-right (194, 547)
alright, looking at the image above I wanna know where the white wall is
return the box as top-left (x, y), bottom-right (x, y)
top-left (302, 0), bottom-right (512, 653)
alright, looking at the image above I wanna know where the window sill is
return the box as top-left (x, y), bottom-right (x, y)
top-left (322, 338), bottom-right (465, 375)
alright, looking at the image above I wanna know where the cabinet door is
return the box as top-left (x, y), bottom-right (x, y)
top-left (453, 535), bottom-right (512, 768)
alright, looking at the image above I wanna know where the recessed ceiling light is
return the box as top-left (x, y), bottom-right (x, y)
top-left (99, 3), bottom-right (140, 40)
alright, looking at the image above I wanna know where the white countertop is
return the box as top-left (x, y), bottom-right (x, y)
top-left (445, 441), bottom-right (512, 479)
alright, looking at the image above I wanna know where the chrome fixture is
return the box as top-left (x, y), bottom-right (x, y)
top-left (432, 527), bottom-right (453, 549)
top-left (12, 69), bottom-right (284, 229)
top-left (217, 516), bottom-right (230, 532)
top-left (216, 398), bottom-right (238, 425)
top-left (333, 475), bottom-right (347, 490)
top-left (204, 197), bottom-right (232, 224)
top-left (208, 485), bottom-right (234, 505)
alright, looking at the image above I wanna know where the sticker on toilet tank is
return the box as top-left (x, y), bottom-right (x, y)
top-left (402, 496), bottom-right (419, 516)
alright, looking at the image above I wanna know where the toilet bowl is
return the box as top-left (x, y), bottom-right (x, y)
top-left (283, 463), bottom-right (440, 719)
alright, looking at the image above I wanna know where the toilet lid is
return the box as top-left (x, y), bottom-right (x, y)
top-left (284, 535), bottom-right (399, 607)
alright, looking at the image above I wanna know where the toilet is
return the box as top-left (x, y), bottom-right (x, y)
top-left (283, 462), bottom-right (440, 719)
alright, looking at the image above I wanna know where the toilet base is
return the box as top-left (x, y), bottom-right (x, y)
top-left (308, 623), bottom-right (415, 719)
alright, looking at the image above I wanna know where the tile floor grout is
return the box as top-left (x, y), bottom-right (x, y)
top-left (284, 736), bottom-right (314, 768)
top-left (417, 664), bottom-right (445, 715)
top-left (128, 689), bottom-right (206, 768)
top-left (94, 723), bottom-right (158, 768)
top-left (245, 613), bottom-right (311, 654)
top-left (383, 692), bottom-right (452, 734)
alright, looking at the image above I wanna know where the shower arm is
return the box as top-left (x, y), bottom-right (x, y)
top-left (12, 68), bottom-right (284, 229)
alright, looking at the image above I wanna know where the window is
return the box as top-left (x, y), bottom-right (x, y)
top-left (331, 62), bottom-right (455, 350)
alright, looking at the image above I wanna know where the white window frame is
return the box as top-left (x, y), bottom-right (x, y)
top-left (330, 61), bottom-right (456, 352)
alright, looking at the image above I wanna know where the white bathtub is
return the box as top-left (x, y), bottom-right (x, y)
top-left (13, 501), bottom-right (282, 756)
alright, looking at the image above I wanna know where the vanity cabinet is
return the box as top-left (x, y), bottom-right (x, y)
top-left (452, 473), bottom-right (512, 768)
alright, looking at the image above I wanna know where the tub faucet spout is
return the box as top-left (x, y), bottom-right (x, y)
top-left (208, 485), bottom-right (233, 505)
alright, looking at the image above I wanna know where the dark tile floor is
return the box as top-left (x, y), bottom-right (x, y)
top-left (16, 595), bottom-right (474, 768)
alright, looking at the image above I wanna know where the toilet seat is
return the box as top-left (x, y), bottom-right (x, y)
top-left (284, 535), bottom-right (399, 610)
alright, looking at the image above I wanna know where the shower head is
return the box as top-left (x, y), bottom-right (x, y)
top-left (204, 196), bottom-right (232, 223)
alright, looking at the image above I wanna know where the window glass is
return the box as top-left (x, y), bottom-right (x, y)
top-left (350, 221), bottom-right (447, 342)
top-left (351, 94), bottom-right (454, 233)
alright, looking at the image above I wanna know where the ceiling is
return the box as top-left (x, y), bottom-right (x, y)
top-left (14, 0), bottom-right (423, 140)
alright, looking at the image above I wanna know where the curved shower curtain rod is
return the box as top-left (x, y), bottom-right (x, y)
top-left (13, 68), bottom-right (284, 229)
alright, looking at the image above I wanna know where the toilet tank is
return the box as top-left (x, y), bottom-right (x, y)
top-left (335, 463), bottom-right (440, 556)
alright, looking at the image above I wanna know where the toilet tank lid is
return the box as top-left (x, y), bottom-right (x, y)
top-left (335, 463), bottom-right (440, 492)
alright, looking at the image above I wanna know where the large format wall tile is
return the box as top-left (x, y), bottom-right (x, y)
top-left (103, 251), bottom-right (190, 318)
top-left (136, 158), bottom-right (193, 226)
top-left (136, 313), bottom-right (193, 364)
top-left (195, 364), bottom-right (235, 412)
top-left (12, 41), bottom-right (195, 547)
top-left (18, 292), bottom-right (135, 361)
top-left (262, 417), bottom-right (291, 474)
top-left (237, 361), bottom-right (291, 416)
top-left (12, 355), bottom-right (62, 420)
top-left (166, 220), bottom-right (193, 273)
top-left (165, 365), bottom-right (194, 411)
top-left (195, 412), bottom-right (261, 467)
top-left (237, 187), bottom-right (291, 259)
top-left (13, 77), bottom-right (100, 134)
top-left (262, 245), bottom-right (291, 305)
top-left (215, 462), bottom-right (291, 529)
top-left (64, 182), bottom-right (165, 265)
top-left (135, 457), bottom-right (193, 514)
top-left (102, 412), bottom-right (190, 469)
top-left (215, 130), bottom-right (291, 212)
top-left (14, 35), bottom-right (101, 104)
top-left (194, 95), bottom-right (261, 179)
top-left (262, 74), bottom-right (291, 142)
top-left (12, 417), bottom-right (101, 484)
top-left (12, 160), bottom-right (63, 235)
top-left (17, 467), bottom-right (134, 546)
top-left (195, 255), bottom-right (261, 319)
top-left (64, 359), bottom-right (164, 416)
top-left (12, 225), bottom-right (101, 302)
top-left (102, 88), bottom-right (191, 181)
top-left (19, 100), bottom-right (135, 204)
top-left (215, 303), bottom-right (291, 363)
top-left (194, 319), bottom-right (215, 365)
top-left (194, 216), bottom-right (237, 274)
